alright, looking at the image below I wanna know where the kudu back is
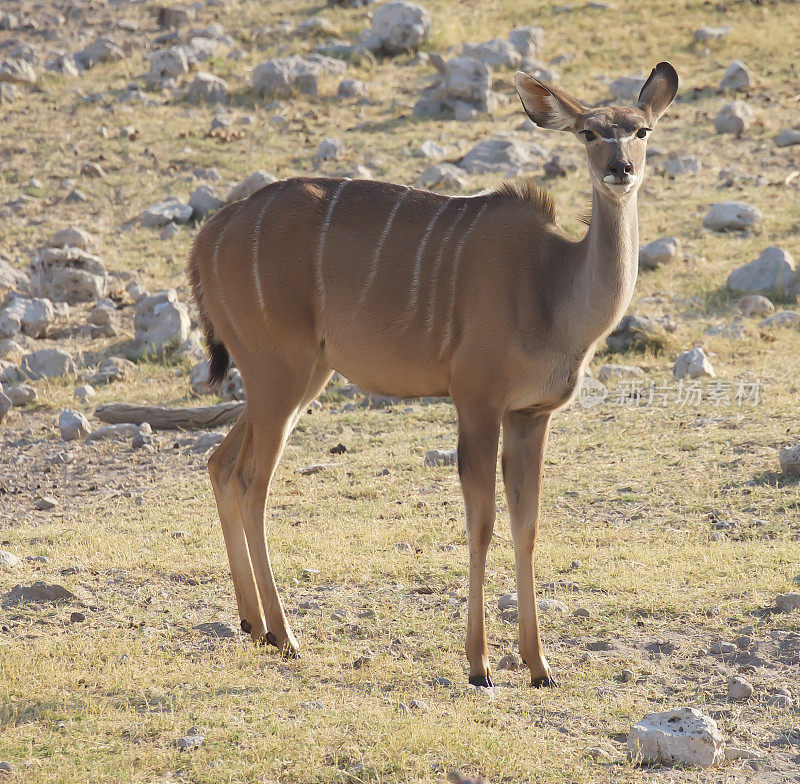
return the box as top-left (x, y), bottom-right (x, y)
top-left (188, 62), bottom-right (678, 687)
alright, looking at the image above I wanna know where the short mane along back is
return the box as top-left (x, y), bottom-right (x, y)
top-left (492, 177), bottom-right (557, 224)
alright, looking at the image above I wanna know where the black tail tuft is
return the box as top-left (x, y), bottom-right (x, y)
top-left (207, 338), bottom-right (230, 387)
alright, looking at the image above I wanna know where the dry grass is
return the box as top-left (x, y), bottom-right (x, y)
top-left (1, 0), bottom-right (800, 782)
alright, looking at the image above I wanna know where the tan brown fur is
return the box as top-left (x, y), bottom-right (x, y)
top-left (187, 62), bottom-right (679, 687)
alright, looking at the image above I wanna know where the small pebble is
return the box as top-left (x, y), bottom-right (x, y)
top-left (619, 668), bottom-right (635, 683)
top-left (497, 652), bottom-right (523, 671)
top-left (175, 733), bottom-right (204, 749)
top-left (34, 496), bottom-right (58, 511)
top-left (736, 634), bottom-right (753, 650)
top-left (708, 640), bottom-right (736, 655)
top-left (728, 676), bottom-right (754, 701)
top-left (766, 689), bottom-right (793, 708)
top-left (573, 607), bottom-right (591, 618)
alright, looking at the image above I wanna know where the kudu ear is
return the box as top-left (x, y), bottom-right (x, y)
top-left (637, 61), bottom-right (679, 122)
top-left (514, 71), bottom-right (586, 132)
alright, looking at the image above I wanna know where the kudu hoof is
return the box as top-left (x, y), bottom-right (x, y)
top-left (468, 674), bottom-right (494, 688)
top-left (263, 630), bottom-right (300, 659)
top-left (531, 675), bottom-right (558, 688)
top-left (240, 618), bottom-right (253, 634)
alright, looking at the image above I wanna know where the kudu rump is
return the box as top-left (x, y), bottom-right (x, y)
top-left (188, 63), bottom-right (679, 687)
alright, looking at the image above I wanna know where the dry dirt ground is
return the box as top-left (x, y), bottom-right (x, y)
top-left (1, 0), bottom-right (800, 782)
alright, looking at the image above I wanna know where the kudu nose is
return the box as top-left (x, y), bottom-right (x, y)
top-left (608, 160), bottom-right (633, 179)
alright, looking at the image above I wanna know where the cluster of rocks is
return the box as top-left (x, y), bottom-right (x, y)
top-left (141, 170), bottom-right (280, 231)
top-left (253, 53), bottom-right (347, 99)
top-left (413, 25), bottom-right (550, 120)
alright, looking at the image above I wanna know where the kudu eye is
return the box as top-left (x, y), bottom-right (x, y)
top-left (636, 128), bottom-right (650, 139)
top-left (580, 130), bottom-right (597, 142)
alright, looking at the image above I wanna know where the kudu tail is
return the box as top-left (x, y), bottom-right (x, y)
top-left (187, 226), bottom-right (230, 387)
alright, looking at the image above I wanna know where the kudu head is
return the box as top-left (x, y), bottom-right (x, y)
top-left (514, 62), bottom-right (679, 200)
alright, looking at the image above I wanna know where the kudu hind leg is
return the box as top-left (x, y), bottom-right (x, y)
top-left (208, 413), bottom-right (265, 640)
top-left (235, 361), bottom-right (333, 657)
top-left (456, 402), bottom-right (502, 688)
top-left (501, 410), bottom-right (556, 687)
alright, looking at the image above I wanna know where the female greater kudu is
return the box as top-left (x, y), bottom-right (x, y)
top-left (187, 62), bottom-right (678, 687)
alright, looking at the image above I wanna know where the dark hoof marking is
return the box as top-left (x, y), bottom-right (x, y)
top-left (240, 618), bottom-right (252, 634)
top-left (262, 631), bottom-right (300, 659)
top-left (531, 675), bottom-right (558, 688)
top-left (469, 674), bottom-right (494, 688)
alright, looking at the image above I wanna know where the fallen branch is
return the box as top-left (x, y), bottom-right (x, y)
top-left (95, 402), bottom-right (244, 430)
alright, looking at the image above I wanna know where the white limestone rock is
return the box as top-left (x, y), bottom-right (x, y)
top-left (673, 348), bottom-right (714, 380)
top-left (726, 247), bottom-right (798, 296)
top-left (74, 36), bottom-right (124, 70)
top-left (424, 448), bottom-right (457, 467)
top-left (133, 289), bottom-right (190, 353)
top-left (358, 1), bottom-right (432, 55)
top-left (146, 47), bottom-right (189, 89)
top-left (186, 72), bottom-right (228, 104)
top-left (189, 184), bottom-right (224, 220)
top-left (694, 26), bottom-right (730, 43)
top-left (735, 293), bottom-right (774, 317)
top-left (639, 237), bottom-right (681, 270)
top-left (226, 171), bottom-right (277, 203)
top-left (0, 257), bottom-right (28, 293)
top-left (720, 60), bottom-right (751, 91)
top-left (252, 55), bottom-right (338, 98)
top-left (458, 133), bottom-right (547, 175)
top-left (51, 227), bottom-right (94, 250)
top-left (316, 137), bottom-right (344, 161)
top-left (141, 197), bottom-right (193, 228)
top-left (664, 155), bottom-right (702, 178)
top-left (608, 74), bottom-right (646, 102)
top-left (29, 247), bottom-right (108, 303)
top-left (462, 39), bottom-right (522, 69)
top-left (22, 348), bottom-right (76, 380)
top-left (414, 55), bottom-right (499, 117)
top-left (703, 201), bottom-right (762, 232)
top-left (508, 26), bottom-right (544, 58)
top-left (419, 163), bottom-right (468, 190)
top-left (760, 310), bottom-right (800, 329)
top-left (58, 409), bottom-right (91, 441)
top-left (0, 296), bottom-right (54, 339)
top-left (713, 101), bottom-right (753, 136)
top-left (779, 444), bottom-right (800, 479)
top-left (628, 707), bottom-right (725, 767)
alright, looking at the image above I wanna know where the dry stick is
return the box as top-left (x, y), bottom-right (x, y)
top-left (95, 402), bottom-right (244, 430)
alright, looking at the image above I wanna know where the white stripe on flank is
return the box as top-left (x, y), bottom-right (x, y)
top-left (211, 204), bottom-right (244, 325)
top-left (213, 204), bottom-right (242, 279)
top-left (251, 184), bottom-right (284, 313)
top-left (427, 202), bottom-right (468, 328)
top-left (410, 199), bottom-right (449, 311)
top-left (316, 180), bottom-right (349, 314)
top-left (442, 201), bottom-right (488, 349)
top-left (360, 186), bottom-right (411, 303)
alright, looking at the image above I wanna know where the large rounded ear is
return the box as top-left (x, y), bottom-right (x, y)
top-left (637, 62), bottom-right (679, 122)
top-left (514, 72), bottom-right (586, 132)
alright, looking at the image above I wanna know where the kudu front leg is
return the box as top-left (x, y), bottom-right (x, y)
top-left (456, 403), bottom-right (502, 688)
top-left (501, 410), bottom-right (557, 687)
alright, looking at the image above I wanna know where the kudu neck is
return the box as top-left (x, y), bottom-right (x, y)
top-left (563, 185), bottom-right (639, 349)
